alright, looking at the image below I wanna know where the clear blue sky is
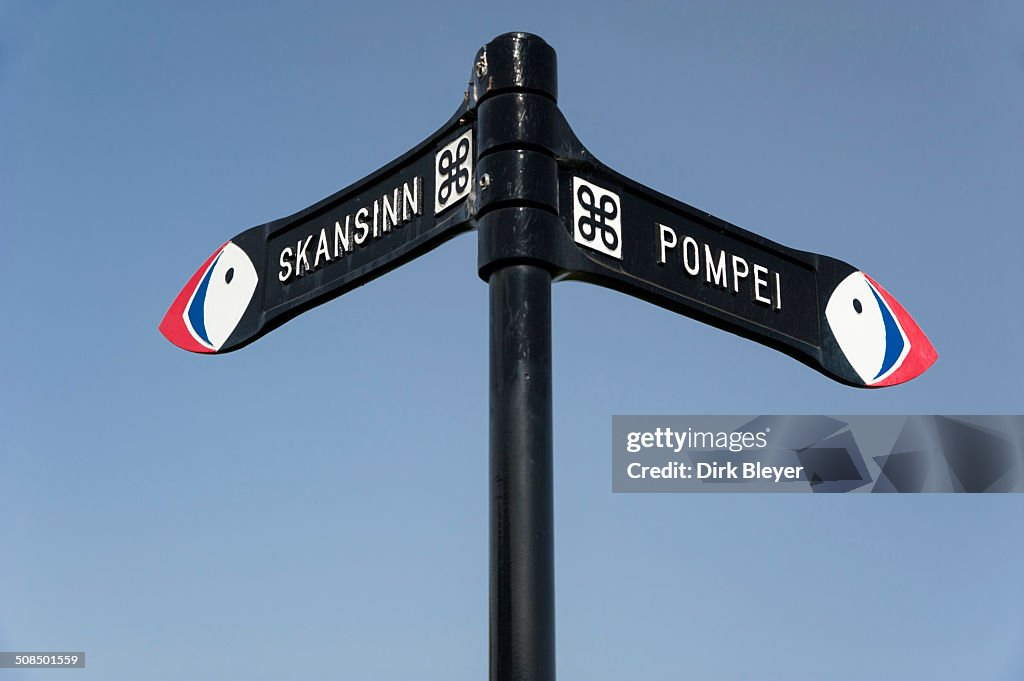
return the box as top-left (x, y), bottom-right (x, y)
top-left (2, 2), bottom-right (1022, 680)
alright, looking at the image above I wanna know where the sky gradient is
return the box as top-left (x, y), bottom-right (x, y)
top-left (1, 2), bottom-right (1022, 680)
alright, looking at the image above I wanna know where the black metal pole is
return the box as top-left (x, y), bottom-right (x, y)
top-left (489, 264), bottom-right (555, 681)
top-left (474, 32), bottom-right (560, 681)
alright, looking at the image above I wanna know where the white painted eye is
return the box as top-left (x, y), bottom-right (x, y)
top-left (202, 243), bottom-right (258, 349)
top-left (826, 271), bottom-right (900, 384)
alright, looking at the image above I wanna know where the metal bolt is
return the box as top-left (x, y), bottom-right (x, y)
top-left (479, 173), bottom-right (491, 190)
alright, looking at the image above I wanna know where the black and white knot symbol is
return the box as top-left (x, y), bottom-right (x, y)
top-left (576, 184), bottom-right (620, 251)
top-left (437, 137), bottom-right (471, 204)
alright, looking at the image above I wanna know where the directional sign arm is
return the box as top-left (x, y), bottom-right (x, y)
top-left (544, 116), bottom-right (936, 388)
top-left (160, 100), bottom-right (478, 354)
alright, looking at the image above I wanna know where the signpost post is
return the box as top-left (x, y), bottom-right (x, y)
top-left (160, 32), bottom-right (936, 681)
top-left (475, 35), bottom-right (559, 681)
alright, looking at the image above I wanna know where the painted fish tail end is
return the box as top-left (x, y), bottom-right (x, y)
top-left (824, 269), bottom-right (936, 388)
top-left (159, 241), bottom-right (258, 354)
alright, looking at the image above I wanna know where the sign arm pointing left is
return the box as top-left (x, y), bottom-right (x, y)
top-left (160, 98), bottom-right (478, 354)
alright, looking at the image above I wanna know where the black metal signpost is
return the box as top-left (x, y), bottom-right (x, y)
top-left (161, 33), bottom-right (936, 681)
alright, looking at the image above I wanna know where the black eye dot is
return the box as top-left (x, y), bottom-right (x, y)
top-left (225, 267), bottom-right (235, 284)
top-left (852, 298), bottom-right (863, 314)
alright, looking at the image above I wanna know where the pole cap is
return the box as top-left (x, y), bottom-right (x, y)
top-left (473, 32), bottom-right (557, 105)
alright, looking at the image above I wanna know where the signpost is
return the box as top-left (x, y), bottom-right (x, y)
top-left (161, 33), bottom-right (936, 681)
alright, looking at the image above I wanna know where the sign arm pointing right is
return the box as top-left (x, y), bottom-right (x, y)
top-left (540, 109), bottom-right (937, 388)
